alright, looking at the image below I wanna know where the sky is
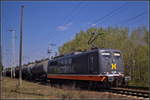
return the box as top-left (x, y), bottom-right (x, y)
top-left (1, 1), bottom-right (149, 67)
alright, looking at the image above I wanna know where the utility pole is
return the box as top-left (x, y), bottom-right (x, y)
top-left (0, 24), bottom-right (2, 99)
top-left (0, 24), bottom-right (3, 72)
top-left (19, 5), bottom-right (24, 87)
top-left (8, 29), bottom-right (16, 78)
top-left (0, 34), bottom-right (1, 68)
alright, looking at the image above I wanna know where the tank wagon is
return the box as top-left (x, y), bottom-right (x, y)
top-left (31, 59), bottom-right (49, 81)
top-left (3, 67), bottom-right (15, 78)
top-left (15, 66), bottom-right (19, 78)
top-left (26, 63), bottom-right (35, 80)
top-left (22, 64), bottom-right (30, 80)
top-left (4, 68), bottom-right (11, 77)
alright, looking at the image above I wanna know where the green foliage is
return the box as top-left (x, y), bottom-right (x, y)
top-left (59, 26), bottom-right (149, 87)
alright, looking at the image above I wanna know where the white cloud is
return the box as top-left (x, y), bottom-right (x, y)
top-left (57, 22), bottom-right (73, 31)
top-left (57, 26), bottom-right (67, 31)
top-left (91, 24), bottom-right (96, 27)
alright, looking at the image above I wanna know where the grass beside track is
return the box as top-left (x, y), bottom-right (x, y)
top-left (0, 77), bottom-right (142, 99)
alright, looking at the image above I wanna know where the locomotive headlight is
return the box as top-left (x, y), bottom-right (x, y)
top-left (125, 76), bottom-right (131, 81)
top-left (111, 71), bottom-right (116, 74)
top-left (118, 72), bottom-right (124, 76)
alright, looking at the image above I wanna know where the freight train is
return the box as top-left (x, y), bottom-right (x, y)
top-left (3, 48), bottom-right (130, 88)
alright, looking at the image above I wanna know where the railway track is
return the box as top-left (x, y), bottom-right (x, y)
top-left (38, 80), bottom-right (150, 99)
top-left (124, 86), bottom-right (149, 91)
top-left (108, 87), bottom-right (149, 98)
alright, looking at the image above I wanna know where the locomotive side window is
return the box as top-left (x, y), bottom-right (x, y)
top-left (49, 61), bottom-right (57, 66)
top-left (65, 59), bottom-right (68, 65)
top-left (58, 60), bottom-right (63, 66)
top-left (68, 58), bottom-right (72, 65)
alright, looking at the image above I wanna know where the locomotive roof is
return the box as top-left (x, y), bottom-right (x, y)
top-left (51, 48), bottom-right (121, 61)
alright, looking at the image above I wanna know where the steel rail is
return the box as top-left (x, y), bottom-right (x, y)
top-left (109, 87), bottom-right (149, 98)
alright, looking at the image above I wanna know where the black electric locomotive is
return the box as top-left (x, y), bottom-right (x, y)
top-left (47, 48), bottom-right (126, 87)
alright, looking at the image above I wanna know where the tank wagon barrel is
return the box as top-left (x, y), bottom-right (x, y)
top-left (31, 60), bottom-right (48, 81)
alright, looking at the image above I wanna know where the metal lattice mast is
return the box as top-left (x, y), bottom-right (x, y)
top-left (47, 43), bottom-right (56, 59)
top-left (8, 29), bottom-right (16, 78)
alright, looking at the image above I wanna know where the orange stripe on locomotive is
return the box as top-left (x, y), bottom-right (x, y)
top-left (47, 75), bottom-right (107, 82)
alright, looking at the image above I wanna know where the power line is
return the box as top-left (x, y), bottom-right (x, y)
top-left (64, 2), bottom-right (82, 23)
top-left (91, 2), bottom-right (128, 26)
top-left (94, 2), bottom-right (127, 23)
top-left (61, 2), bottom-right (84, 26)
top-left (119, 11), bottom-right (147, 25)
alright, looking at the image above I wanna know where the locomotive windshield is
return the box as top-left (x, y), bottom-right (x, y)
top-left (113, 52), bottom-right (121, 59)
top-left (101, 52), bottom-right (111, 58)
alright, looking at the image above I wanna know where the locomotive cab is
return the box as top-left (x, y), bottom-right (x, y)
top-left (99, 50), bottom-right (124, 74)
top-left (99, 49), bottom-right (125, 86)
